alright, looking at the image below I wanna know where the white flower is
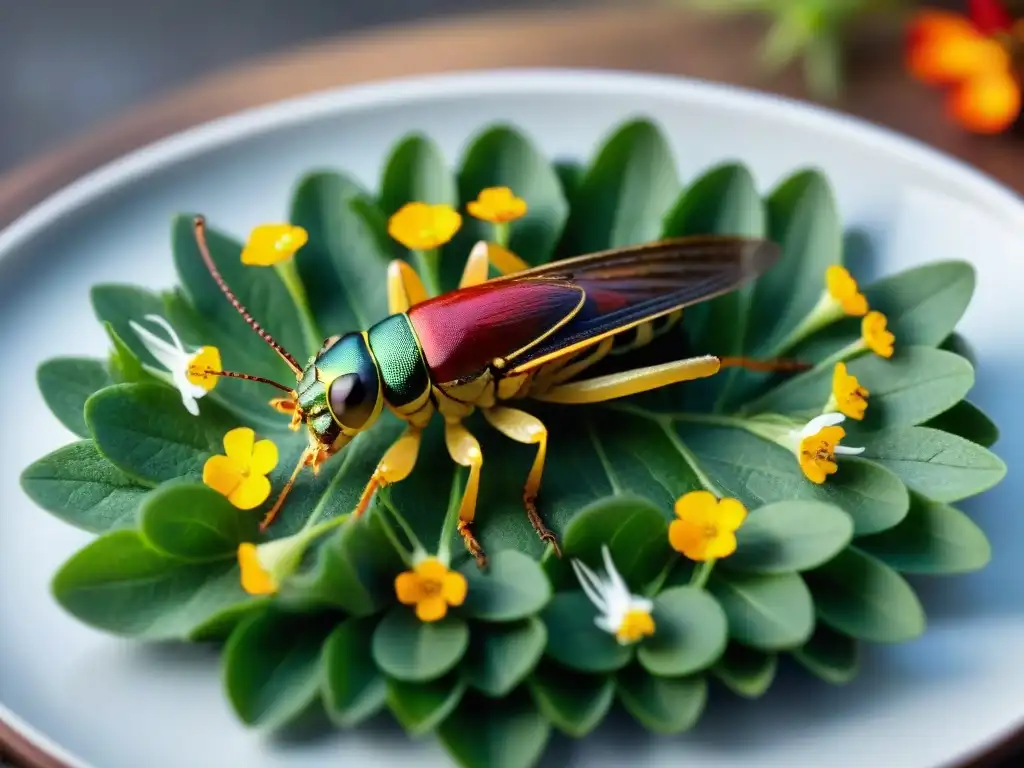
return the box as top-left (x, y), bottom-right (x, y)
top-left (129, 315), bottom-right (221, 416)
top-left (570, 545), bottom-right (656, 645)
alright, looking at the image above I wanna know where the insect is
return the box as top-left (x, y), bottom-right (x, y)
top-left (192, 215), bottom-right (788, 566)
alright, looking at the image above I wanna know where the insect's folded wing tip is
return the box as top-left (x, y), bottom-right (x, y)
top-left (745, 239), bottom-right (783, 277)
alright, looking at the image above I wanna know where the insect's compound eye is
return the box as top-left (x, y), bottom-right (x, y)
top-left (327, 372), bottom-right (376, 430)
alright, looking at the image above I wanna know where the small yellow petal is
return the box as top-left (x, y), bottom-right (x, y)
top-left (416, 595), bottom-right (449, 622)
top-left (238, 543), bottom-right (277, 595)
top-left (825, 265), bottom-right (868, 317)
top-left (616, 608), bottom-right (656, 644)
top-left (203, 454), bottom-right (244, 498)
top-left (249, 439), bottom-right (279, 477)
top-left (832, 362), bottom-right (869, 420)
top-left (715, 498), bottom-right (748, 532)
top-left (241, 224), bottom-right (308, 266)
top-left (673, 490), bottom-right (718, 525)
top-left (862, 311), bottom-right (895, 358)
top-left (441, 571), bottom-right (468, 606)
top-left (415, 557), bottom-right (449, 581)
top-left (186, 346), bottom-right (222, 390)
top-left (222, 427), bottom-right (256, 463)
top-left (395, 571), bottom-right (423, 605)
top-left (388, 202), bottom-right (462, 250)
top-left (467, 186), bottom-right (528, 224)
top-left (228, 474), bottom-right (272, 511)
top-left (704, 531), bottom-right (738, 560)
top-left (669, 518), bottom-right (711, 561)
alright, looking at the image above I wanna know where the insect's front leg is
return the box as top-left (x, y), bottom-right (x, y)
top-left (387, 259), bottom-right (429, 313)
top-left (481, 406), bottom-right (560, 556)
top-left (443, 420), bottom-right (486, 567)
top-left (353, 427), bottom-right (423, 517)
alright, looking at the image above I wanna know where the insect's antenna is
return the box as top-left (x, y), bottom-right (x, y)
top-left (204, 369), bottom-right (295, 394)
top-left (193, 215), bottom-right (303, 376)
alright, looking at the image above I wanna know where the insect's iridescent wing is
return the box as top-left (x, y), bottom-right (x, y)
top-left (503, 235), bottom-right (780, 373)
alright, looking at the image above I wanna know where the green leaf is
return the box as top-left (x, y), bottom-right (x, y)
top-left (90, 284), bottom-right (166, 368)
top-left (105, 323), bottom-right (147, 384)
top-left (804, 547), bottom-right (926, 642)
top-left (139, 480), bottom-right (258, 561)
top-left (866, 261), bottom-right (975, 347)
top-left (940, 332), bottom-right (976, 364)
top-left (527, 662), bottom-right (614, 737)
top-left (171, 215), bottom-right (307, 373)
top-left (52, 530), bottom-right (251, 640)
top-left (223, 610), bottom-right (335, 729)
top-left (558, 119), bottom-right (680, 254)
top-left (20, 441), bottom-right (147, 533)
top-left (792, 623), bottom-right (859, 685)
top-left (708, 570), bottom-right (815, 650)
top-left (725, 500), bottom-right (853, 574)
top-left (541, 591), bottom-right (633, 673)
top-left (745, 346), bottom-right (975, 430)
top-left (747, 170), bottom-right (841, 354)
top-left (861, 426), bottom-right (1006, 502)
top-left (372, 607), bottom-right (470, 683)
top-left (711, 643), bottom-right (777, 698)
top-left (463, 618), bottom-right (547, 697)
top-left (379, 134), bottom-right (457, 217)
top-left (290, 172), bottom-right (391, 335)
top-left (553, 159), bottom-right (584, 203)
top-left (37, 357), bottom-right (112, 438)
top-left (84, 383), bottom-right (240, 486)
top-left (189, 599), bottom-right (269, 642)
top-left (543, 495), bottom-right (672, 591)
top-left (461, 549), bottom-right (552, 622)
top-left (637, 585), bottom-right (728, 676)
top-left (679, 423), bottom-right (909, 535)
top-left (450, 125), bottom-right (568, 268)
top-left (322, 616), bottom-right (387, 726)
top-left (925, 400), bottom-right (999, 448)
top-left (437, 689), bottom-right (551, 768)
top-left (856, 492), bottom-right (991, 574)
top-left (616, 666), bottom-right (707, 735)
top-left (387, 673), bottom-right (467, 736)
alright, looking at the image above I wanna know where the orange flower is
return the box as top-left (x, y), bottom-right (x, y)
top-left (907, 5), bottom-right (1022, 134)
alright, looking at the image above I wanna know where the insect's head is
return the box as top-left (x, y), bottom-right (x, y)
top-left (295, 332), bottom-right (384, 452)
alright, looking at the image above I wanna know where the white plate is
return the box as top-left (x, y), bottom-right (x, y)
top-left (1, 70), bottom-right (1023, 768)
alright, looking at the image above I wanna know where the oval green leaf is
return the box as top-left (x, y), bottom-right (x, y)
top-left (711, 642), bottom-right (777, 699)
top-left (387, 673), bottom-right (467, 736)
top-left (461, 549), bottom-right (552, 622)
top-left (861, 426), bottom-right (1006, 502)
top-left (52, 530), bottom-right (251, 640)
top-left (37, 357), bottom-right (111, 438)
top-left (792, 623), bottom-right (860, 685)
top-left (637, 585), bottom-right (728, 677)
top-left (856, 492), bottom-right (991, 574)
top-left (437, 689), bottom-right (551, 768)
top-left (527, 661), bottom-right (615, 737)
top-left (925, 400), bottom-right (999, 448)
top-left (379, 134), bottom-right (457, 218)
top-left (616, 666), bottom-right (707, 735)
top-left (140, 480), bottom-right (258, 561)
top-left (708, 570), bottom-right (815, 650)
top-left (463, 618), bottom-right (547, 698)
top-left (541, 591), bottom-right (633, 673)
top-left (21, 440), bottom-right (147, 533)
top-left (223, 611), bottom-right (335, 729)
top-left (90, 284), bottom-right (166, 369)
top-left (804, 547), bottom-right (926, 642)
top-left (726, 500), bottom-right (853, 574)
top-left (865, 261), bottom-right (975, 347)
top-left (371, 607), bottom-right (470, 683)
top-left (322, 616), bottom-right (387, 726)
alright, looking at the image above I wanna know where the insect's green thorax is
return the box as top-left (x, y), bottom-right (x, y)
top-left (366, 314), bottom-right (429, 408)
top-left (295, 360), bottom-right (336, 444)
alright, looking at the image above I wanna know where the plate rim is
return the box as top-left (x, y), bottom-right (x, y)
top-left (2, 66), bottom-right (1022, 768)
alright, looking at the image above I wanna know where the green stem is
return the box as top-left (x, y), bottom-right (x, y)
top-left (274, 259), bottom-right (323, 355)
top-left (302, 512), bottom-right (351, 539)
top-left (377, 490), bottom-right (426, 559)
top-left (766, 291), bottom-right (842, 358)
top-left (494, 222), bottom-right (510, 248)
top-left (413, 248), bottom-right (442, 298)
top-left (437, 470), bottom-right (466, 565)
top-left (689, 559), bottom-right (716, 589)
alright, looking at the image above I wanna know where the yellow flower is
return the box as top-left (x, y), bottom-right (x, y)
top-left (203, 427), bottom-right (279, 510)
top-left (571, 546), bottom-right (655, 645)
top-left (129, 315), bottom-right (221, 416)
top-left (832, 362), bottom-right (869, 420)
top-left (394, 556), bottom-right (468, 622)
top-left (466, 187), bottom-right (528, 224)
top-left (793, 413), bottom-right (865, 484)
top-left (669, 491), bottom-right (747, 561)
top-left (826, 265), bottom-right (868, 317)
top-left (240, 224), bottom-right (309, 266)
top-left (862, 311), bottom-right (895, 358)
top-left (388, 202), bottom-right (462, 251)
top-left (236, 533), bottom-right (309, 596)
top-left (186, 346), bottom-right (222, 389)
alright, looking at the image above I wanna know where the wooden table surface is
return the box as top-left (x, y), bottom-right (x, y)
top-left (1, 4), bottom-right (1021, 766)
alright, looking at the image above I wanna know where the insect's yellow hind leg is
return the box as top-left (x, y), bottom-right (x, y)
top-left (353, 427), bottom-right (423, 517)
top-left (534, 355), bottom-right (722, 405)
top-left (387, 260), bottom-right (429, 313)
top-left (459, 241), bottom-right (531, 288)
top-left (444, 420), bottom-right (487, 567)
top-left (481, 406), bottom-right (560, 556)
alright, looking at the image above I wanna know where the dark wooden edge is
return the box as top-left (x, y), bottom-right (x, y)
top-left (2, 4), bottom-right (1023, 767)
